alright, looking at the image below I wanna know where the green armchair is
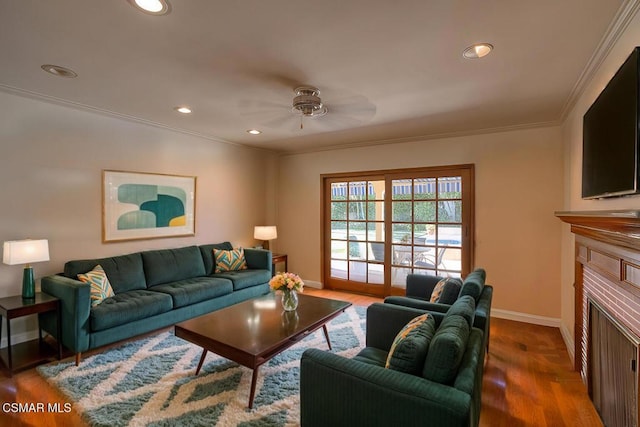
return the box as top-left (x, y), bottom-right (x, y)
top-left (300, 299), bottom-right (485, 427)
top-left (385, 268), bottom-right (492, 352)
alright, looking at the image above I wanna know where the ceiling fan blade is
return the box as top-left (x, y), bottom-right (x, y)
top-left (238, 99), bottom-right (288, 111)
top-left (326, 95), bottom-right (377, 122)
top-left (262, 114), bottom-right (298, 129)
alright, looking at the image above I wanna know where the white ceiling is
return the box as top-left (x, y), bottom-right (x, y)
top-left (0, 0), bottom-right (630, 153)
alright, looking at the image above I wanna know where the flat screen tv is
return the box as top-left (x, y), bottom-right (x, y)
top-left (582, 46), bottom-right (640, 199)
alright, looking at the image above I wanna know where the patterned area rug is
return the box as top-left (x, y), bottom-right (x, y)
top-left (37, 306), bottom-right (366, 427)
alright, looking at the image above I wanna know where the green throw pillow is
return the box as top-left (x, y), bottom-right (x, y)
top-left (422, 314), bottom-right (470, 384)
top-left (446, 295), bottom-right (476, 327)
top-left (385, 313), bottom-right (436, 375)
top-left (213, 248), bottom-right (248, 273)
top-left (77, 265), bottom-right (115, 307)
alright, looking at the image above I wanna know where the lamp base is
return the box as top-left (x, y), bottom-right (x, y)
top-left (22, 266), bottom-right (35, 299)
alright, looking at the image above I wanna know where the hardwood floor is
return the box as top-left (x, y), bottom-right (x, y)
top-left (0, 288), bottom-right (602, 426)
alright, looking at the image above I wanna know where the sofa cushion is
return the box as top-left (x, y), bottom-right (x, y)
top-left (445, 295), bottom-right (476, 327)
top-left (213, 248), bottom-right (248, 273)
top-left (406, 274), bottom-right (441, 300)
top-left (430, 277), bottom-right (462, 304)
top-left (353, 347), bottom-right (389, 367)
top-left (199, 242), bottom-right (234, 275)
top-left (459, 269), bottom-right (486, 301)
top-left (150, 277), bottom-right (233, 308)
top-left (77, 265), bottom-right (115, 307)
top-left (214, 269), bottom-right (271, 291)
top-left (385, 313), bottom-right (436, 375)
top-left (422, 314), bottom-right (470, 384)
top-left (64, 252), bottom-right (146, 294)
top-left (142, 246), bottom-right (206, 287)
top-left (90, 290), bottom-right (173, 332)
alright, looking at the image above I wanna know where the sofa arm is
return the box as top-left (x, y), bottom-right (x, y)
top-left (366, 303), bottom-right (445, 351)
top-left (300, 348), bottom-right (472, 427)
top-left (384, 296), bottom-right (450, 314)
top-left (243, 248), bottom-right (272, 272)
top-left (474, 285), bottom-right (493, 349)
top-left (40, 274), bottom-right (91, 354)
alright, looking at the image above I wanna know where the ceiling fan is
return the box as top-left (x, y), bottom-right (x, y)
top-left (240, 82), bottom-right (376, 132)
top-left (291, 86), bottom-right (327, 128)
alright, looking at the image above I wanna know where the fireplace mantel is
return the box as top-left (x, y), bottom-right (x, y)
top-left (556, 210), bottom-right (640, 252)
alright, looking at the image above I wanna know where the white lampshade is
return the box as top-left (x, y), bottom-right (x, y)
top-left (3, 239), bottom-right (50, 265)
top-left (254, 226), bottom-right (277, 241)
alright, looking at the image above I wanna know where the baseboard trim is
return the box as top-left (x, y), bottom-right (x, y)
top-left (0, 330), bottom-right (40, 349)
top-left (492, 308), bottom-right (561, 328)
top-left (303, 280), bottom-right (323, 289)
top-left (559, 323), bottom-right (576, 364)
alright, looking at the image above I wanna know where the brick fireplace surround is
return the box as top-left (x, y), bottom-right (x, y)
top-left (557, 210), bottom-right (640, 424)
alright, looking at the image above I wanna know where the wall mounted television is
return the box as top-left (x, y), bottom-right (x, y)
top-left (582, 46), bottom-right (640, 199)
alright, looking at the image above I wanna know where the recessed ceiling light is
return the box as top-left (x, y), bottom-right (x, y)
top-left (247, 129), bottom-right (262, 135)
top-left (174, 106), bottom-right (192, 114)
top-left (41, 64), bottom-right (77, 78)
top-left (463, 43), bottom-right (493, 59)
top-left (128, 0), bottom-right (171, 15)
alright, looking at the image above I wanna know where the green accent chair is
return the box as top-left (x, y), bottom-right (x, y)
top-left (300, 298), bottom-right (485, 427)
top-left (385, 268), bottom-right (492, 352)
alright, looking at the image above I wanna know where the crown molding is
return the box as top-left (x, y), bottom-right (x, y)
top-left (0, 84), bottom-right (277, 154)
top-left (280, 119), bottom-right (560, 156)
top-left (559, 0), bottom-right (640, 121)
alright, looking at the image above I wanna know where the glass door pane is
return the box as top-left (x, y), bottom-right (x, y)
top-left (390, 175), bottom-right (464, 291)
top-left (327, 178), bottom-right (386, 294)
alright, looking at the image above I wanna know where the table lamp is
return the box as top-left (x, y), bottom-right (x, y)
top-left (3, 239), bottom-right (50, 299)
top-left (254, 226), bottom-right (277, 250)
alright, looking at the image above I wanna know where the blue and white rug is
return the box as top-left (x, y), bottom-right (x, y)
top-left (37, 306), bottom-right (366, 427)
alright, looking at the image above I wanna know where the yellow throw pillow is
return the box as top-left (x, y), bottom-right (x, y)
top-left (77, 265), bottom-right (115, 307)
top-left (385, 313), bottom-right (435, 375)
top-left (213, 248), bottom-right (248, 273)
top-left (430, 278), bottom-right (448, 302)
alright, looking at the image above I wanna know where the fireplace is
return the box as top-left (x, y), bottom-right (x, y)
top-left (589, 299), bottom-right (639, 426)
top-left (557, 210), bottom-right (640, 426)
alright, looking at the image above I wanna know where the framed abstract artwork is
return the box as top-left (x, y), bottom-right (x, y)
top-left (102, 170), bottom-right (196, 242)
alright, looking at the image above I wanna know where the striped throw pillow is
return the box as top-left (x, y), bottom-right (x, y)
top-left (213, 248), bottom-right (248, 273)
top-left (77, 265), bottom-right (115, 307)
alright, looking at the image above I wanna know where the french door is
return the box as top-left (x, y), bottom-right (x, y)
top-left (322, 165), bottom-right (474, 297)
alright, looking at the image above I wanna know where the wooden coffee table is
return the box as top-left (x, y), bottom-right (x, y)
top-left (174, 293), bottom-right (351, 408)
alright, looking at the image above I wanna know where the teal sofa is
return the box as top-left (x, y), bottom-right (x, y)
top-left (384, 268), bottom-right (492, 351)
top-left (39, 242), bottom-right (271, 364)
top-left (300, 296), bottom-right (485, 427)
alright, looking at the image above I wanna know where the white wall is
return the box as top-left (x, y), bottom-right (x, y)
top-left (0, 90), bottom-right (276, 345)
top-left (277, 126), bottom-right (564, 320)
top-left (560, 10), bottom-right (640, 357)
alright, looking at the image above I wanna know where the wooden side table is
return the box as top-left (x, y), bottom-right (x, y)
top-left (0, 292), bottom-right (62, 376)
top-left (272, 253), bottom-right (288, 275)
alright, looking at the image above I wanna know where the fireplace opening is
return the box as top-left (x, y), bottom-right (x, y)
top-left (589, 299), bottom-right (640, 427)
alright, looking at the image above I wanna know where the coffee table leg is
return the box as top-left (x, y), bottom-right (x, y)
top-left (248, 367), bottom-right (259, 409)
top-left (322, 324), bottom-right (332, 351)
top-left (195, 349), bottom-right (208, 375)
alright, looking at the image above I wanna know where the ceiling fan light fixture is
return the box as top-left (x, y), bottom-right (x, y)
top-left (463, 43), bottom-right (493, 59)
top-left (292, 86), bottom-right (328, 117)
top-left (128, 0), bottom-right (171, 15)
top-left (41, 64), bottom-right (77, 78)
